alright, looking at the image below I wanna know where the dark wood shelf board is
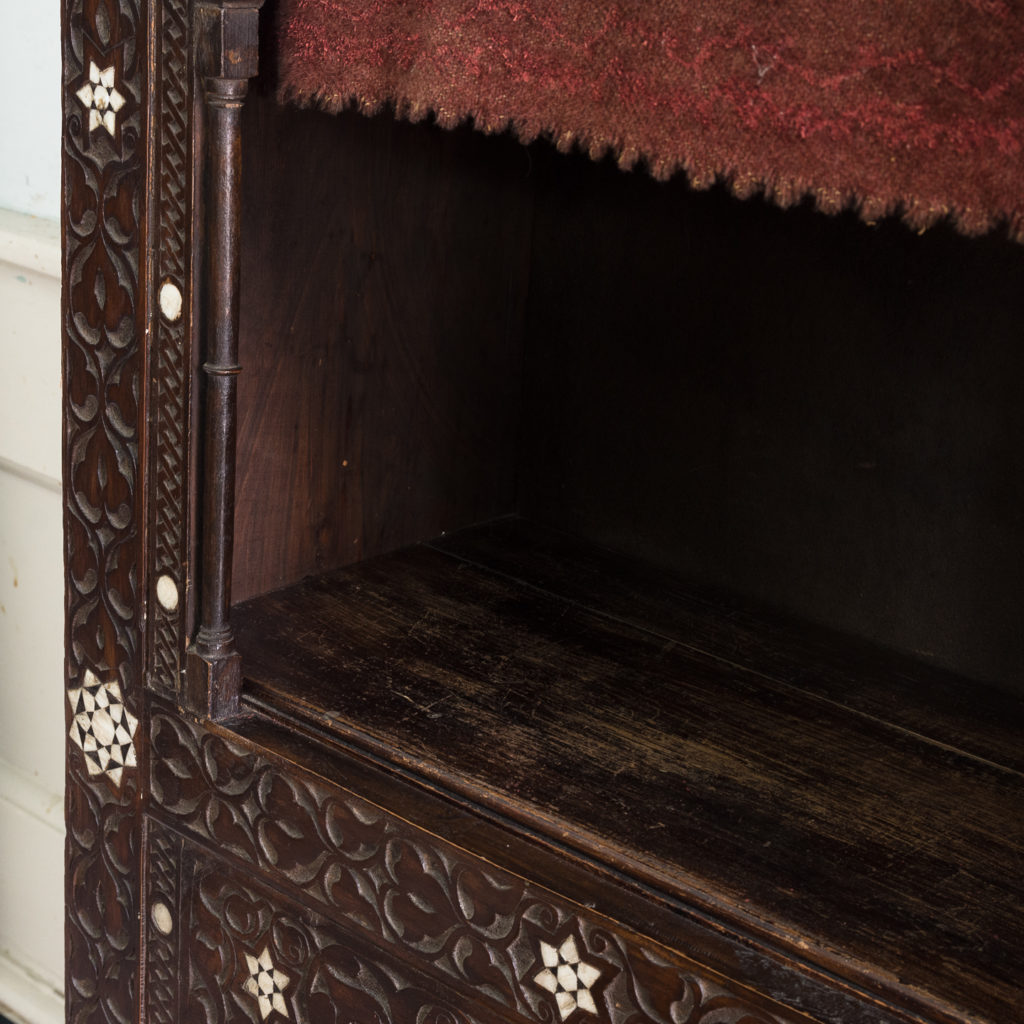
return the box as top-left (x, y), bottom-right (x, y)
top-left (429, 518), bottom-right (1024, 774)
top-left (233, 518), bottom-right (1024, 1024)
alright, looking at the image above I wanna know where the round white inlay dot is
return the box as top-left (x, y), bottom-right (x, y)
top-left (159, 281), bottom-right (183, 322)
top-left (156, 574), bottom-right (179, 611)
top-left (151, 901), bottom-right (173, 935)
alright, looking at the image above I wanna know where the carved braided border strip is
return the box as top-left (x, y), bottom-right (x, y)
top-left (151, 711), bottom-right (792, 1024)
top-left (148, 0), bottom-right (192, 698)
top-left (145, 822), bottom-right (183, 1024)
top-left (62, 0), bottom-right (148, 1018)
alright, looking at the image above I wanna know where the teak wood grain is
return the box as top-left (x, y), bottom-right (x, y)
top-left (232, 96), bottom-right (533, 603)
top-left (233, 519), bottom-right (1024, 1024)
top-left (433, 519), bottom-right (1024, 772)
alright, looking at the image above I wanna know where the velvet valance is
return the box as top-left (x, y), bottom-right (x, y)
top-left (276, 0), bottom-right (1024, 241)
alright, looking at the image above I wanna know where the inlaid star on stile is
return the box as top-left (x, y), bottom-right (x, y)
top-left (534, 935), bottom-right (602, 1020)
top-left (76, 61), bottom-right (126, 136)
top-left (243, 946), bottom-right (290, 1020)
top-left (67, 669), bottom-right (138, 787)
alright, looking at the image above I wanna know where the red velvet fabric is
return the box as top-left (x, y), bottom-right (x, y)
top-left (276, 0), bottom-right (1024, 240)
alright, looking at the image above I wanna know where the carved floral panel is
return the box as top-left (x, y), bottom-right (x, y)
top-left (187, 844), bottom-right (496, 1024)
top-left (150, 710), bottom-right (792, 1024)
top-left (63, 0), bottom-right (148, 1019)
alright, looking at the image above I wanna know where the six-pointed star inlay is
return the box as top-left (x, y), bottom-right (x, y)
top-left (243, 946), bottom-right (291, 1020)
top-left (67, 669), bottom-right (138, 787)
top-left (76, 60), bottom-right (126, 136)
top-left (534, 935), bottom-right (602, 1020)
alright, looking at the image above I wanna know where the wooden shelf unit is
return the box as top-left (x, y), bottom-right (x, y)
top-left (61, 5), bottom-right (1024, 1024)
top-left (218, 92), bottom-right (1024, 1024)
top-left (233, 517), bottom-right (1024, 1023)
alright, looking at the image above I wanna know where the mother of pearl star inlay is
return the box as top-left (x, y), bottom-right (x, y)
top-left (76, 61), bottom-right (126, 136)
top-left (243, 947), bottom-right (290, 1020)
top-left (67, 669), bottom-right (138, 787)
top-left (534, 935), bottom-right (603, 1020)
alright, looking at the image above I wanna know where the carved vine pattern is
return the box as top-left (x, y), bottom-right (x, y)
top-left (147, 0), bottom-right (192, 698)
top-left (63, 0), bottom-right (147, 1019)
top-left (151, 712), bottom-right (787, 1024)
top-left (188, 844), bottom-right (492, 1024)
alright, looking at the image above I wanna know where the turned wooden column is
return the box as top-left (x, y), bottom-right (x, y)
top-left (186, 0), bottom-right (264, 718)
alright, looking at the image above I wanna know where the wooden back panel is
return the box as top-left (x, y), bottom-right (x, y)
top-left (520, 147), bottom-right (1024, 689)
top-left (233, 96), bottom-right (534, 602)
top-left (232, 99), bottom-right (1024, 689)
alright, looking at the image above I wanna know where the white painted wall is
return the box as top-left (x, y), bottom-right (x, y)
top-left (0, 3), bottom-right (62, 220)
top-left (0, 212), bottom-right (65, 1024)
top-left (0, 3), bottom-right (66, 1023)
top-left (0, 211), bottom-right (65, 1024)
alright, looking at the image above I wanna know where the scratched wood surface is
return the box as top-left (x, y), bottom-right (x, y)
top-left (431, 518), bottom-right (1024, 772)
top-left (233, 517), bottom-right (1024, 1024)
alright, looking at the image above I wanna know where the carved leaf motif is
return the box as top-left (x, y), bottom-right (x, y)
top-left (64, 0), bottom-right (147, 1020)
top-left (188, 854), bottom-right (490, 1024)
top-left (152, 711), bottom-right (789, 1024)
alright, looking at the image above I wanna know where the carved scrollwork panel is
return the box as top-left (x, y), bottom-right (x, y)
top-left (63, 0), bottom-right (150, 1018)
top-left (186, 846), bottom-right (492, 1024)
top-left (151, 711), bottom-right (793, 1024)
top-left (66, 768), bottom-right (141, 1024)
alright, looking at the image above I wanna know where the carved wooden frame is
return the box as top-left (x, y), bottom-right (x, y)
top-left (63, 0), bottom-right (149, 1017)
top-left (62, 0), bottom-right (206, 1011)
top-left (145, 707), bottom-right (801, 1024)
